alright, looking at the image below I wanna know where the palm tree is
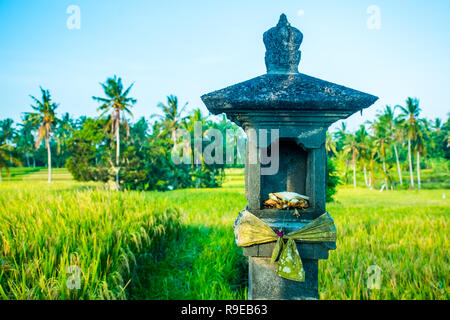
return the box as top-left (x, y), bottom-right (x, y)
top-left (432, 118), bottom-right (442, 132)
top-left (326, 131), bottom-right (337, 157)
top-left (429, 118), bottom-right (445, 158)
top-left (216, 114), bottom-right (245, 166)
top-left (445, 114), bottom-right (450, 149)
top-left (0, 119), bottom-right (15, 143)
top-left (93, 75), bottom-right (137, 189)
top-left (0, 119), bottom-right (16, 164)
top-left (355, 125), bottom-right (370, 187)
top-left (397, 97), bottom-right (422, 189)
top-left (183, 108), bottom-right (207, 134)
top-left (343, 134), bottom-right (359, 188)
top-left (182, 109), bottom-right (208, 187)
top-left (413, 123), bottom-right (431, 190)
top-left (15, 115), bottom-right (36, 167)
top-left (365, 137), bottom-right (377, 189)
top-left (25, 87), bottom-right (58, 183)
top-left (183, 108), bottom-right (207, 165)
top-left (55, 113), bottom-right (74, 155)
top-left (334, 149), bottom-right (349, 185)
top-left (154, 95), bottom-right (188, 142)
top-left (389, 107), bottom-right (404, 185)
top-left (334, 122), bottom-right (347, 151)
top-left (334, 122), bottom-right (351, 183)
top-left (371, 109), bottom-right (394, 189)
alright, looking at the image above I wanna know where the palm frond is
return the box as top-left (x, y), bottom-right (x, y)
top-left (35, 124), bottom-right (46, 148)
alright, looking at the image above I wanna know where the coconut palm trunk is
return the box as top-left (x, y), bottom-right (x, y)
top-left (46, 135), bottom-right (52, 183)
top-left (115, 110), bottom-right (120, 190)
top-left (382, 159), bottom-right (388, 189)
top-left (393, 144), bottom-right (402, 185)
top-left (416, 150), bottom-right (421, 190)
top-left (344, 162), bottom-right (349, 185)
top-left (407, 139), bottom-right (414, 188)
top-left (398, 98), bottom-right (423, 189)
top-left (352, 153), bottom-right (356, 188)
top-left (363, 166), bottom-right (368, 187)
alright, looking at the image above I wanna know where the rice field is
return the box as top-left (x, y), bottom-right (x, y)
top-left (1, 167), bottom-right (73, 182)
top-left (0, 168), bottom-right (448, 299)
top-left (0, 180), bottom-right (180, 299)
top-left (323, 188), bottom-right (449, 299)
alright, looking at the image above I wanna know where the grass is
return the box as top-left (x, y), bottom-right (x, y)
top-left (1, 167), bottom-right (73, 182)
top-left (128, 186), bottom-right (247, 299)
top-left (0, 181), bottom-right (180, 299)
top-left (0, 168), bottom-right (448, 299)
top-left (21, 168), bottom-right (74, 182)
top-left (323, 187), bottom-right (449, 299)
top-left (0, 167), bottom-right (40, 181)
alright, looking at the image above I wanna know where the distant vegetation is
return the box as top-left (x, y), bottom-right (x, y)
top-left (327, 98), bottom-right (449, 191)
top-left (0, 77), bottom-right (448, 193)
top-left (0, 76), bottom-right (244, 191)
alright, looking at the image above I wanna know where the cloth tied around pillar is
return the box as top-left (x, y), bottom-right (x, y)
top-left (233, 210), bottom-right (337, 282)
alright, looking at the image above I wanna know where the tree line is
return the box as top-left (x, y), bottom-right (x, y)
top-left (1, 76), bottom-right (448, 192)
top-left (327, 98), bottom-right (449, 190)
top-left (0, 76), bottom-right (244, 189)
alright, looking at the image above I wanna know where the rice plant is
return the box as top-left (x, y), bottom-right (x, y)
top-left (0, 169), bottom-right (448, 300)
top-left (0, 181), bottom-right (180, 299)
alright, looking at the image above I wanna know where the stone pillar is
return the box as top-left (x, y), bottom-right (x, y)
top-left (248, 257), bottom-right (318, 300)
top-left (201, 13), bottom-right (378, 300)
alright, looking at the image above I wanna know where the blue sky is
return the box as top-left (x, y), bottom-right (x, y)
top-left (0, 0), bottom-right (449, 132)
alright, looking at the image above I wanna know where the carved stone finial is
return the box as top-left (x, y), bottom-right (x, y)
top-left (263, 14), bottom-right (303, 74)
